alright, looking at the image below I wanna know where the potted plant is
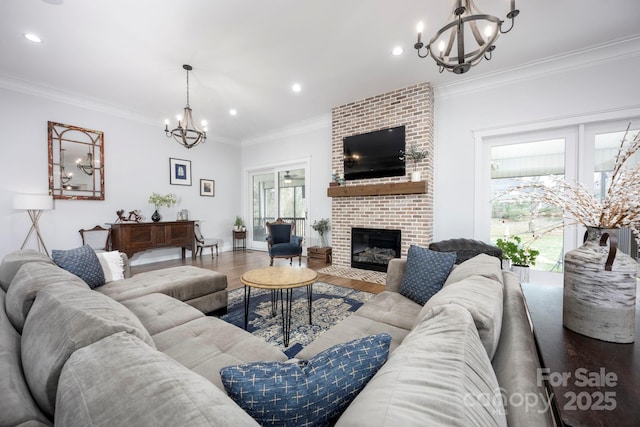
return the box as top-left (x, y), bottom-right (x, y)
top-left (495, 235), bottom-right (539, 283)
top-left (147, 192), bottom-right (177, 222)
top-left (311, 218), bottom-right (330, 247)
top-left (234, 216), bottom-right (244, 231)
top-left (405, 143), bottom-right (428, 182)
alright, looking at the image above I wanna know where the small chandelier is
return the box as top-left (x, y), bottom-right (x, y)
top-left (60, 148), bottom-right (73, 185)
top-left (414, 0), bottom-right (519, 74)
top-left (76, 152), bottom-right (94, 176)
top-left (164, 64), bottom-right (207, 149)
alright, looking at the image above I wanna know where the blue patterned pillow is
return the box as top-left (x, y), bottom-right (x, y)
top-left (399, 245), bottom-right (456, 305)
top-left (52, 245), bottom-right (105, 289)
top-left (220, 333), bottom-right (391, 427)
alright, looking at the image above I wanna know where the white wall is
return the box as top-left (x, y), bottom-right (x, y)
top-left (240, 116), bottom-right (332, 247)
top-left (0, 86), bottom-right (241, 264)
top-left (432, 47), bottom-right (640, 241)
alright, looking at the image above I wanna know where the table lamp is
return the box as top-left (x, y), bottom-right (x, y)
top-left (13, 194), bottom-right (54, 257)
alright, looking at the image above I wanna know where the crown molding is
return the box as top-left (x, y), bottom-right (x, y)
top-left (240, 114), bottom-right (331, 147)
top-left (434, 35), bottom-right (640, 100)
top-left (0, 73), bottom-right (238, 145)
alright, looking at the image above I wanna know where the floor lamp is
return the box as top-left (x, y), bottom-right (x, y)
top-left (13, 194), bottom-right (54, 257)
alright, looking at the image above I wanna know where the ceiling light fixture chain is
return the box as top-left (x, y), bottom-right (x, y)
top-left (164, 64), bottom-right (207, 149)
top-left (414, 0), bottom-right (519, 74)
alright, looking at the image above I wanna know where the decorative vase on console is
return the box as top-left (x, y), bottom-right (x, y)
top-left (148, 192), bottom-right (177, 224)
top-left (497, 124), bottom-right (640, 343)
top-left (563, 227), bottom-right (636, 343)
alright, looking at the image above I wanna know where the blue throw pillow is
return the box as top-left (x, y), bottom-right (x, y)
top-left (52, 245), bottom-right (105, 289)
top-left (399, 245), bottom-right (456, 305)
top-left (220, 333), bottom-right (392, 427)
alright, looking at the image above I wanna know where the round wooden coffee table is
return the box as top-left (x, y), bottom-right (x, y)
top-left (241, 266), bottom-right (318, 347)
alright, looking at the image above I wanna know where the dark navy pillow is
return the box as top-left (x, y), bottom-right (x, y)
top-left (220, 333), bottom-right (392, 427)
top-left (399, 245), bottom-right (456, 305)
top-left (52, 245), bottom-right (105, 289)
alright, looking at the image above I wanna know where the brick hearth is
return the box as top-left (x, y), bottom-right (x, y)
top-left (330, 82), bottom-right (434, 268)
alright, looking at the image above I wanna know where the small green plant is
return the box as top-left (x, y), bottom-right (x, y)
top-left (405, 143), bottom-right (428, 171)
top-left (495, 235), bottom-right (540, 266)
top-left (234, 216), bottom-right (244, 228)
top-left (148, 193), bottom-right (177, 209)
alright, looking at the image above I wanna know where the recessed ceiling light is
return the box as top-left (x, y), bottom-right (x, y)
top-left (392, 46), bottom-right (404, 56)
top-left (229, 109), bottom-right (237, 116)
top-left (24, 33), bottom-right (42, 43)
top-left (292, 83), bottom-right (302, 93)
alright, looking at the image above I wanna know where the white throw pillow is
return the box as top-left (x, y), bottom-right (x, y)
top-left (96, 251), bottom-right (125, 282)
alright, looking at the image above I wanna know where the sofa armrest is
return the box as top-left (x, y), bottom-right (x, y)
top-left (385, 258), bottom-right (406, 293)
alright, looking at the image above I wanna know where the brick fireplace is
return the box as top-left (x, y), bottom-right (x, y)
top-left (330, 82), bottom-right (434, 268)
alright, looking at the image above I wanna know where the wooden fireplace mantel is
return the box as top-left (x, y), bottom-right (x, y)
top-left (327, 181), bottom-right (427, 198)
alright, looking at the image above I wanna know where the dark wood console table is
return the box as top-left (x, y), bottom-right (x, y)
top-left (522, 282), bottom-right (639, 427)
top-left (110, 221), bottom-right (196, 260)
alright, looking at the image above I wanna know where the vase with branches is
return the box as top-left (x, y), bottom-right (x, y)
top-left (147, 192), bottom-right (177, 222)
top-left (311, 218), bottom-right (330, 247)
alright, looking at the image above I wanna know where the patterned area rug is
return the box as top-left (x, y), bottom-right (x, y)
top-left (220, 282), bottom-right (373, 358)
top-left (317, 265), bottom-right (387, 285)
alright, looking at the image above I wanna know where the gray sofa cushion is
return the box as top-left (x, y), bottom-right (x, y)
top-left (55, 332), bottom-right (260, 427)
top-left (336, 304), bottom-right (507, 427)
top-left (0, 250), bottom-right (53, 292)
top-left (354, 290), bottom-right (422, 331)
top-left (416, 274), bottom-right (504, 359)
top-left (6, 262), bottom-right (89, 333)
top-left (21, 283), bottom-right (155, 417)
top-left (0, 290), bottom-right (52, 427)
top-left (152, 316), bottom-right (288, 390)
top-left (121, 293), bottom-right (205, 335)
top-left (444, 253), bottom-right (504, 287)
top-left (296, 311), bottom-right (411, 360)
top-left (95, 266), bottom-right (227, 304)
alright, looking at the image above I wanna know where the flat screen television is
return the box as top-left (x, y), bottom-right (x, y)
top-left (343, 125), bottom-right (406, 180)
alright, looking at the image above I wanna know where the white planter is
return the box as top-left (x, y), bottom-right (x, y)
top-left (410, 171), bottom-right (422, 182)
top-left (510, 265), bottom-right (530, 283)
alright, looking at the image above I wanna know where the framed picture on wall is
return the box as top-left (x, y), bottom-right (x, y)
top-left (169, 158), bottom-right (192, 186)
top-left (200, 179), bottom-right (215, 197)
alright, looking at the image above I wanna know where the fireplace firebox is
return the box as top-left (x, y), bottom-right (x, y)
top-left (351, 228), bottom-right (401, 272)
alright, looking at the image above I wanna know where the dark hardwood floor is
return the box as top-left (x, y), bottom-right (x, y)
top-left (130, 249), bottom-right (385, 294)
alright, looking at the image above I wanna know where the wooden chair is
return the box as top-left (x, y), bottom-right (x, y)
top-left (194, 222), bottom-right (219, 258)
top-left (79, 225), bottom-right (111, 251)
top-left (266, 218), bottom-right (303, 266)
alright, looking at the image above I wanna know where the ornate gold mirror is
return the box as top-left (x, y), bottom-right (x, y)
top-left (48, 121), bottom-right (105, 200)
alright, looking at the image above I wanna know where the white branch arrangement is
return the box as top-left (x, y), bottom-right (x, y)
top-left (498, 124), bottom-right (640, 243)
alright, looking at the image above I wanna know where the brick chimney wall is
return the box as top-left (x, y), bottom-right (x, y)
top-left (330, 82), bottom-right (434, 268)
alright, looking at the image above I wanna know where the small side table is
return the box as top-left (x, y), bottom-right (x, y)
top-left (232, 230), bottom-right (246, 251)
top-left (307, 246), bottom-right (332, 263)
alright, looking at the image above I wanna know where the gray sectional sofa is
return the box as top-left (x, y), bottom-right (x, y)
top-left (1, 249), bottom-right (554, 426)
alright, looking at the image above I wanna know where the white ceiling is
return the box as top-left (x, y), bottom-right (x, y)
top-left (1, 0), bottom-right (639, 142)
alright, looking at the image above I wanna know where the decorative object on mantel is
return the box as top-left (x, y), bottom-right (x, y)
top-left (311, 218), bottom-right (331, 247)
top-left (115, 209), bottom-right (143, 223)
top-left (148, 193), bottom-right (177, 223)
top-left (495, 235), bottom-right (539, 283)
top-left (501, 124), bottom-right (640, 343)
top-left (403, 143), bottom-right (428, 182)
top-left (414, 0), bottom-right (519, 74)
top-left (164, 64), bottom-right (207, 149)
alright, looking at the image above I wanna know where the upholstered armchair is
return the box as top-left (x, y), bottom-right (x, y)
top-left (266, 218), bottom-right (303, 266)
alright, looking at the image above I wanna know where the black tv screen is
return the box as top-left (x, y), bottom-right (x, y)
top-left (343, 126), bottom-right (406, 180)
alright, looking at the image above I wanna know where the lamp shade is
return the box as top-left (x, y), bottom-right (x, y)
top-left (13, 194), bottom-right (54, 210)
